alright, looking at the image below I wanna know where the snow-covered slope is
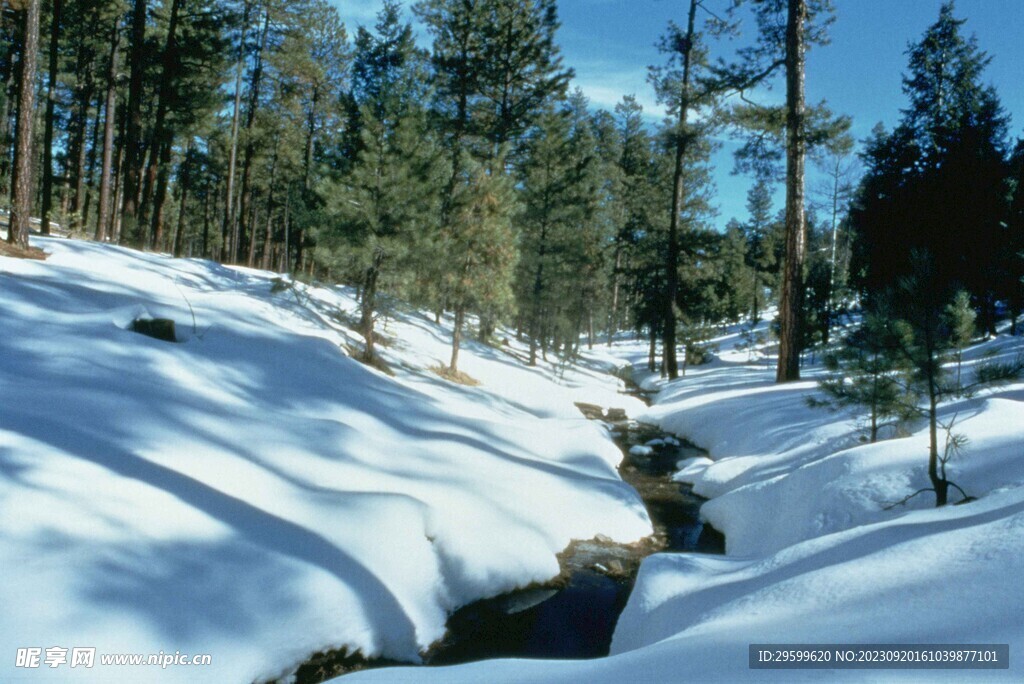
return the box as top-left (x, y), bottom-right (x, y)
top-left (0, 237), bottom-right (651, 683)
top-left (345, 321), bottom-right (1024, 682)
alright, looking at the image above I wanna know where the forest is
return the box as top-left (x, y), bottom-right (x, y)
top-left (1, 0), bottom-right (1022, 435)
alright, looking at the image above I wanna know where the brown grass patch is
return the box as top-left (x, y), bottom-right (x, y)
top-left (431, 364), bottom-right (479, 386)
top-left (0, 241), bottom-right (47, 260)
top-left (344, 344), bottom-right (395, 376)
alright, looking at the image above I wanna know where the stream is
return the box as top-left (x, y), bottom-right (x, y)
top-left (420, 402), bottom-right (724, 667)
top-left (291, 389), bottom-right (723, 682)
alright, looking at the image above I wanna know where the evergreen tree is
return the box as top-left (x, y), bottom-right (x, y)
top-left (321, 1), bottom-right (442, 363)
top-left (812, 309), bottom-right (918, 443)
top-left (850, 2), bottom-right (1011, 334)
top-left (606, 95), bottom-right (655, 343)
top-left (880, 256), bottom-right (1018, 506)
top-left (800, 213), bottom-right (835, 355)
top-left (717, 221), bottom-right (755, 324)
top-left (648, 0), bottom-right (700, 380)
top-left (475, 0), bottom-right (571, 167)
top-left (443, 166), bottom-right (518, 372)
top-left (1007, 139), bottom-right (1024, 335)
top-left (741, 177), bottom-right (782, 322)
top-left (648, 0), bottom-right (737, 379)
top-left (728, 0), bottom-right (837, 382)
top-left (515, 93), bottom-right (603, 364)
top-left (587, 107), bottom-right (623, 347)
top-left (414, 0), bottom-right (487, 188)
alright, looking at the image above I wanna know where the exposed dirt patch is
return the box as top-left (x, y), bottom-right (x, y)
top-left (0, 241), bottom-right (47, 260)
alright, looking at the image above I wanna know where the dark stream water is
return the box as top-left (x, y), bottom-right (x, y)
top-left (291, 391), bottom-right (723, 682)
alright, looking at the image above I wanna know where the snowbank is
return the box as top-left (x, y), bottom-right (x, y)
top-left (343, 321), bottom-right (1024, 682)
top-left (0, 238), bottom-right (651, 682)
top-left (349, 484), bottom-right (1024, 682)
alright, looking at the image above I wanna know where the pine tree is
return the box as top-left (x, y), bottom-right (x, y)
top-left (813, 309), bottom-right (918, 443)
top-left (515, 93), bottom-right (604, 364)
top-left (741, 177), bottom-right (781, 323)
top-left (414, 0), bottom-right (486, 190)
top-left (1007, 139), bottom-right (1024, 335)
top-left (285, 0), bottom-right (349, 272)
top-left (475, 0), bottom-right (572, 167)
top-left (718, 221), bottom-right (755, 324)
top-left (726, 0), bottom-right (837, 382)
top-left (648, 0), bottom-right (701, 380)
top-left (94, 14), bottom-right (120, 243)
top-left (321, 1), bottom-right (442, 363)
top-left (443, 167), bottom-right (518, 372)
top-left (850, 2), bottom-right (1011, 333)
top-left (120, 0), bottom-right (149, 240)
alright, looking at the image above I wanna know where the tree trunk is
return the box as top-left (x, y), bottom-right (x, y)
top-left (201, 178), bottom-right (212, 258)
top-left (245, 188), bottom-right (258, 264)
top-left (236, 9), bottom-right (271, 264)
top-left (95, 19), bottom-right (120, 242)
top-left (259, 144), bottom-right (279, 270)
top-left (172, 142), bottom-right (192, 257)
top-left (303, 85), bottom-right (318, 190)
top-left (111, 137), bottom-right (125, 242)
top-left (663, 0), bottom-right (699, 380)
top-left (528, 221), bottom-right (548, 366)
top-left (8, 0), bottom-right (41, 249)
top-left (927, 390), bottom-right (948, 506)
top-left (608, 246), bottom-right (622, 345)
top-left (775, 0), bottom-right (808, 383)
top-left (648, 325), bottom-right (657, 372)
top-left (0, 10), bottom-right (14, 198)
top-left (223, 0), bottom-right (250, 263)
top-left (67, 77), bottom-right (94, 229)
top-left (450, 306), bottom-right (465, 372)
top-left (39, 0), bottom-right (61, 236)
top-left (120, 0), bottom-right (148, 243)
top-left (246, 187), bottom-right (259, 267)
top-left (360, 253), bottom-right (383, 362)
top-left (143, 0), bottom-right (182, 250)
top-left (81, 91), bottom-right (103, 232)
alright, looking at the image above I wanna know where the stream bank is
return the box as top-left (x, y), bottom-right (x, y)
top-left (288, 394), bottom-right (723, 683)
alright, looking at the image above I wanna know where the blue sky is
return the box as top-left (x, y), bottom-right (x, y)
top-left (333, 0), bottom-right (1024, 228)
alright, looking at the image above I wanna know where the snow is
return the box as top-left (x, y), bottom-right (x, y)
top-left (628, 445), bottom-right (654, 457)
top-left (343, 318), bottom-right (1024, 682)
top-left (6, 238), bottom-right (1023, 682)
top-left (0, 237), bottom-right (651, 682)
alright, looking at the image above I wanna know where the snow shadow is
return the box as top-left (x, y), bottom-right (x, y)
top-left (7, 410), bottom-right (419, 653)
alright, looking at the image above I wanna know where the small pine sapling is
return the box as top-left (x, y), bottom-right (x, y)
top-left (810, 310), bottom-right (918, 443)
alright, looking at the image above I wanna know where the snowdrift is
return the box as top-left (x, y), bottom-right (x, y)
top-left (0, 237), bottom-right (651, 682)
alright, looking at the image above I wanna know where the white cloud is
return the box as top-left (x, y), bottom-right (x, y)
top-left (569, 59), bottom-right (667, 119)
